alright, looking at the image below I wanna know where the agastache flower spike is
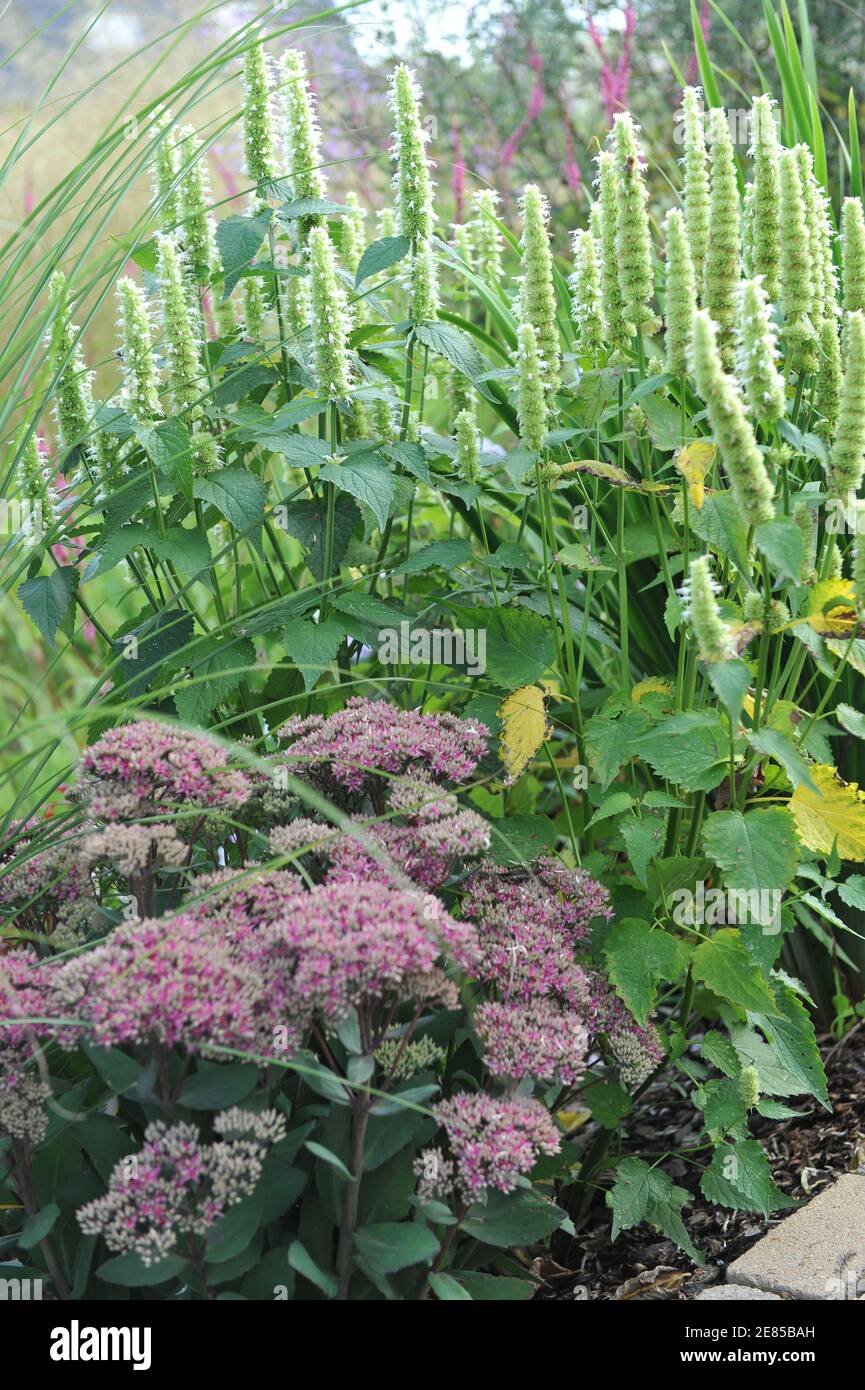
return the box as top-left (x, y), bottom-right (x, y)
top-left (177, 126), bottom-right (219, 282)
top-left (747, 95), bottom-right (781, 301)
top-left (308, 224), bottom-right (353, 399)
top-left (595, 151), bottom-right (627, 345)
top-left (516, 321), bottom-right (547, 454)
top-left (680, 87), bottom-right (710, 292)
top-left (690, 309), bottom-right (775, 525)
top-left (735, 278), bottom-right (786, 426)
top-left (242, 44), bottom-right (276, 213)
top-left (376, 206), bottom-right (397, 239)
top-left (410, 239), bottom-right (439, 322)
top-left (680, 554), bottom-right (732, 662)
top-left (853, 538), bottom-right (865, 613)
top-left (779, 150), bottom-right (817, 370)
top-left (279, 48), bottom-right (326, 239)
top-left (241, 273), bottom-right (267, 341)
top-left (826, 310), bottom-right (865, 500)
top-left (612, 112), bottom-right (656, 336)
top-left (796, 145), bottom-right (830, 331)
top-left (704, 107), bottom-right (741, 365)
top-left (150, 111), bottom-right (180, 233)
top-left (569, 228), bottom-right (604, 358)
top-left (115, 277), bottom-right (162, 420)
top-left (815, 315), bottom-right (843, 439)
top-left (156, 234), bottom-right (204, 416)
top-left (16, 431), bottom-right (58, 538)
top-left (663, 207), bottom-right (696, 375)
top-left (45, 271), bottom-right (101, 472)
top-left (517, 184), bottom-right (560, 392)
top-left (841, 197), bottom-right (865, 314)
top-left (340, 190), bottom-right (366, 275)
top-left (388, 65), bottom-right (435, 244)
top-left (470, 190), bottom-right (504, 283)
top-left (455, 407), bottom-right (480, 484)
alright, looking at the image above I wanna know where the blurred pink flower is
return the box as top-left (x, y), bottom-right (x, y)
top-left (588, 5), bottom-right (636, 126)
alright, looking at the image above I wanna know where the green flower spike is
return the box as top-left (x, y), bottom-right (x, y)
top-left (779, 149), bottom-right (817, 371)
top-left (681, 555), bottom-right (732, 662)
top-left (815, 315), bottom-right (843, 440)
top-left (45, 270), bottom-right (101, 473)
top-left (747, 95), bottom-right (781, 301)
top-left (569, 228), bottom-right (605, 359)
top-left (279, 48), bottom-right (326, 239)
top-left (690, 309), bottom-right (775, 526)
top-left (17, 431), bottom-right (58, 538)
top-left (308, 224), bottom-right (353, 399)
top-left (471, 190), bottom-right (504, 283)
top-left (826, 310), bottom-right (865, 501)
top-left (156, 234), bottom-right (204, 416)
top-left (455, 408), bottom-right (481, 484)
top-left (150, 111), bottom-right (180, 234)
top-left (735, 278), bottom-right (786, 426)
top-left (410, 239), bottom-right (439, 323)
top-left (680, 86), bottom-right (710, 293)
top-left (595, 150), bottom-right (627, 346)
top-left (243, 44), bottom-right (276, 213)
top-left (612, 112), bottom-right (656, 337)
top-left (177, 126), bottom-right (219, 283)
top-left (841, 197), bottom-right (865, 314)
top-left (388, 65), bottom-right (435, 244)
top-left (663, 207), bottom-right (696, 376)
top-left (517, 184), bottom-right (560, 393)
top-left (704, 107), bottom-right (741, 365)
top-left (516, 321), bottom-right (547, 455)
top-left (115, 277), bottom-right (162, 421)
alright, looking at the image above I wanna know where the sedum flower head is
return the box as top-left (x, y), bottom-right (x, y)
top-left (156, 233), bottom-right (204, 415)
top-left (78, 719), bottom-right (251, 820)
top-left (455, 406), bottom-right (480, 483)
top-left (735, 277), bottom-right (786, 425)
top-left (747, 95), bottom-right (781, 301)
top-left (517, 184), bottom-right (560, 392)
top-left (475, 998), bottom-right (587, 1086)
top-left (470, 190), bottom-right (504, 282)
top-left (388, 64), bottom-right (435, 243)
top-left (826, 309), bottom-right (865, 500)
top-left (279, 47), bottom-right (326, 238)
top-left (410, 238), bottom-right (439, 321)
top-left (307, 223), bottom-right (352, 398)
top-left (177, 126), bottom-right (219, 281)
top-left (841, 196), bottom-right (865, 314)
top-left (612, 112), bottom-right (656, 336)
top-left (516, 321), bottom-right (547, 453)
top-left (704, 107), bottom-right (741, 364)
top-left (242, 43), bottom-right (276, 211)
top-left (425, 1092), bottom-right (560, 1202)
top-left (779, 149), bottom-right (817, 369)
top-left (690, 309), bottom-right (775, 525)
top-left (569, 228), bottom-right (604, 358)
top-left (680, 87), bottom-right (710, 293)
top-left (115, 276), bottom-right (162, 420)
top-left (595, 150), bottom-right (627, 345)
top-left (680, 555), bottom-right (732, 662)
top-left (663, 207), bottom-right (696, 375)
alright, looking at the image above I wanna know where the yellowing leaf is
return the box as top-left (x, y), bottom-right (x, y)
top-left (556, 1108), bottom-right (590, 1132)
top-left (675, 440), bottom-right (716, 509)
top-left (497, 684), bottom-right (550, 785)
top-left (558, 459), bottom-right (635, 486)
top-left (805, 580), bottom-right (857, 636)
top-left (631, 678), bottom-right (673, 703)
top-left (789, 764), bottom-right (865, 860)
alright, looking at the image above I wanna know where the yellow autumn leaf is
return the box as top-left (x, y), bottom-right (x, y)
top-left (674, 440), bottom-right (716, 509)
top-left (789, 764), bottom-right (865, 860)
top-left (631, 677), bottom-right (673, 703)
top-left (804, 580), bottom-right (857, 636)
top-left (497, 684), bottom-right (551, 785)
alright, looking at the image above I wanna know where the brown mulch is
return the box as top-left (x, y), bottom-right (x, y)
top-left (544, 1025), bottom-right (865, 1300)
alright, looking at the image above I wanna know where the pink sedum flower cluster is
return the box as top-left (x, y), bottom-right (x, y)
top-left (419, 1092), bottom-right (560, 1203)
top-left (77, 720), bottom-right (251, 820)
top-left (475, 998), bottom-right (588, 1086)
top-left (277, 697), bottom-right (488, 796)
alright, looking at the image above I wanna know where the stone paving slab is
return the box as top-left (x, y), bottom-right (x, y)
top-left (727, 1174), bottom-right (865, 1300)
top-left (695, 1285), bottom-right (782, 1301)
